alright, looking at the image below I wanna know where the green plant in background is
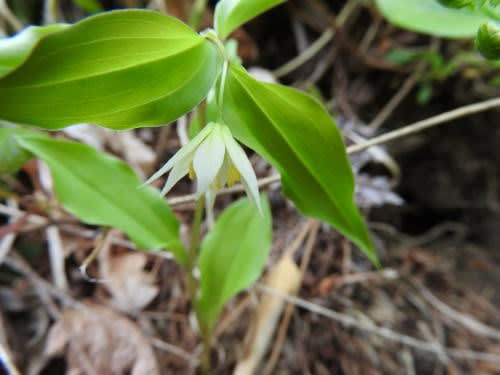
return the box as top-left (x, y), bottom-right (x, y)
top-left (375, 0), bottom-right (500, 59)
top-left (0, 0), bottom-right (378, 371)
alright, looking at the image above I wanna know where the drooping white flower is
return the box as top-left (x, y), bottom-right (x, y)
top-left (144, 122), bottom-right (261, 212)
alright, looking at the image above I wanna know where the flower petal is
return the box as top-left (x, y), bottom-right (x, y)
top-left (193, 124), bottom-right (226, 196)
top-left (215, 154), bottom-right (231, 189)
top-left (142, 122), bottom-right (215, 186)
top-left (204, 189), bottom-right (217, 228)
top-left (221, 126), bottom-right (262, 213)
top-left (160, 156), bottom-right (191, 196)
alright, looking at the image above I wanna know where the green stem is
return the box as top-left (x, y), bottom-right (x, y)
top-left (185, 196), bottom-right (205, 300)
top-left (190, 196), bottom-right (205, 254)
top-left (189, 0), bottom-right (208, 30)
top-left (183, 196), bottom-right (212, 373)
top-left (200, 327), bottom-right (212, 375)
top-left (202, 30), bottom-right (228, 59)
top-left (200, 31), bottom-right (230, 122)
top-left (217, 60), bottom-right (229, 119)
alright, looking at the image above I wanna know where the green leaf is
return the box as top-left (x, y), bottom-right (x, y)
top-left (0, 127), bottom-right (33, 173)
top-left (0, 10), bottom-right (220, 130)
top-left (417, 82), bottom-right (434, 104)
top-left (437, 0), bottom-right (475, 9)
top-left (223, 65), bottom-right (378, 266)
top-left (476, 22), bottom-right (500, 59)
top-left (386, 49), bottom-right (422, 65)
top-left (375, 0), bottom-right (491, 38)
top-left (386, 48), bottom-right (444, 71)
top-left (72, 0), bottom-right (103, 13)
top-left (197, 195), bottom-right (271, 332)
top-left (0, 24), bottom-right (68, 78)
top-left (14, 133), bottom-right (186, 263)
top-left (215, 0), bottom-right (286, 39)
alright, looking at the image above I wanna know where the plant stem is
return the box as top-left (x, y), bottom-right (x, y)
top-left (185, 195), bottom-right (204, 301)
top-left (200, 327), bottom-right (212, 375)
top-left (217, 61), bottom-right (229, 118)
top-left (183, 196), bottom-right (212, 373)
top-left (188, 0), bottom-right (208, 30)
top-left (190, 196), bottom-right (205, 253)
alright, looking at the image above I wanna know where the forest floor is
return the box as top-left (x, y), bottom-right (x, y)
top-left (1, 0), bottom-right (500, 374)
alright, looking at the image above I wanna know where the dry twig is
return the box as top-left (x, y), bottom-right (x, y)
top-left (256, 284), bottom-right (500, 366)
top-left (412, 280), bottom-right (500, 341)
top-left (0, 199), bottom-right (18, 265)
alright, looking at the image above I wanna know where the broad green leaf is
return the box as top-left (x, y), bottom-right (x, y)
top-left (72, 0), bottom-right (103, 13)
top-left (14, 133), bottom-right (186, 263)
top-left (375, 0), bottom-right (490, 38)
top-left (0, 24), bottom-right (68, 78)
top-left (197, 195), bottom-right (271, 332)
top-left (0, 127), bottom-right (33, 173)
top-left (223, 65), bottom-right (378, 265)
top-left (0, 10), bottom-right (220, 130)
top-left (214, 0), bottom-right (286, 39)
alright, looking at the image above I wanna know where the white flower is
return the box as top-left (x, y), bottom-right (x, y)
top-left (144, 122), bottom-right (261, 212)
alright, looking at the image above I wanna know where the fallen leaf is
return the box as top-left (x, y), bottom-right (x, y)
top-left (62, 124), bottom-right (109, 151)
top-left (107, 131), bottom-right (155, 179)
top-left (100, 249), bottom-right (159, 314)
top-left (45, 302), bottom-right (159, 375)
top-left (234, 255), bottom-right (301, 375)
top-left (356, 175), bottom-right (403, 208)
top-left (63, 124), bottom-right (155, 178)
top-left (232, 29), bottom-right (258, 62)
top-left (165, 0), bottom-right (190, 21)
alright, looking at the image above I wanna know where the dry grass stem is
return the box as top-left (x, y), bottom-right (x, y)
top-left (255, 284), bottom-right (500, 365)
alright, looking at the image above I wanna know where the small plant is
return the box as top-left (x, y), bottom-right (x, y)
top-left (0, 0), bottom-right (378, 371)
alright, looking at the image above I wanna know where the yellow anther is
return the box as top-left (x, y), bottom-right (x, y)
top-left (226, 166), bottom-right (241, 187)
top-left (188, 163), bottom-right (196, 180)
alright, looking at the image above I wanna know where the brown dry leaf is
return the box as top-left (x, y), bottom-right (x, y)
top-left (107, 131), bottom-right (155, 179)
top-left (231, 29), bottom-right (258, 62)
top-left (165, 0), bottom-right (190, 21)
top-left (164, 0), bottom-right (213, 27)
top-left (234, 255), bottom-right (301, 375)
top-left (476, 344), bottom-right (500, 372)
top-left (63, 125), bottom-right (155, 178)
top-left (100, 251), bottom-right (159, 314)
top-left (62, 124), bottom-right (109, 151)
top-left (45, 302), bottom-right (159, 375)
